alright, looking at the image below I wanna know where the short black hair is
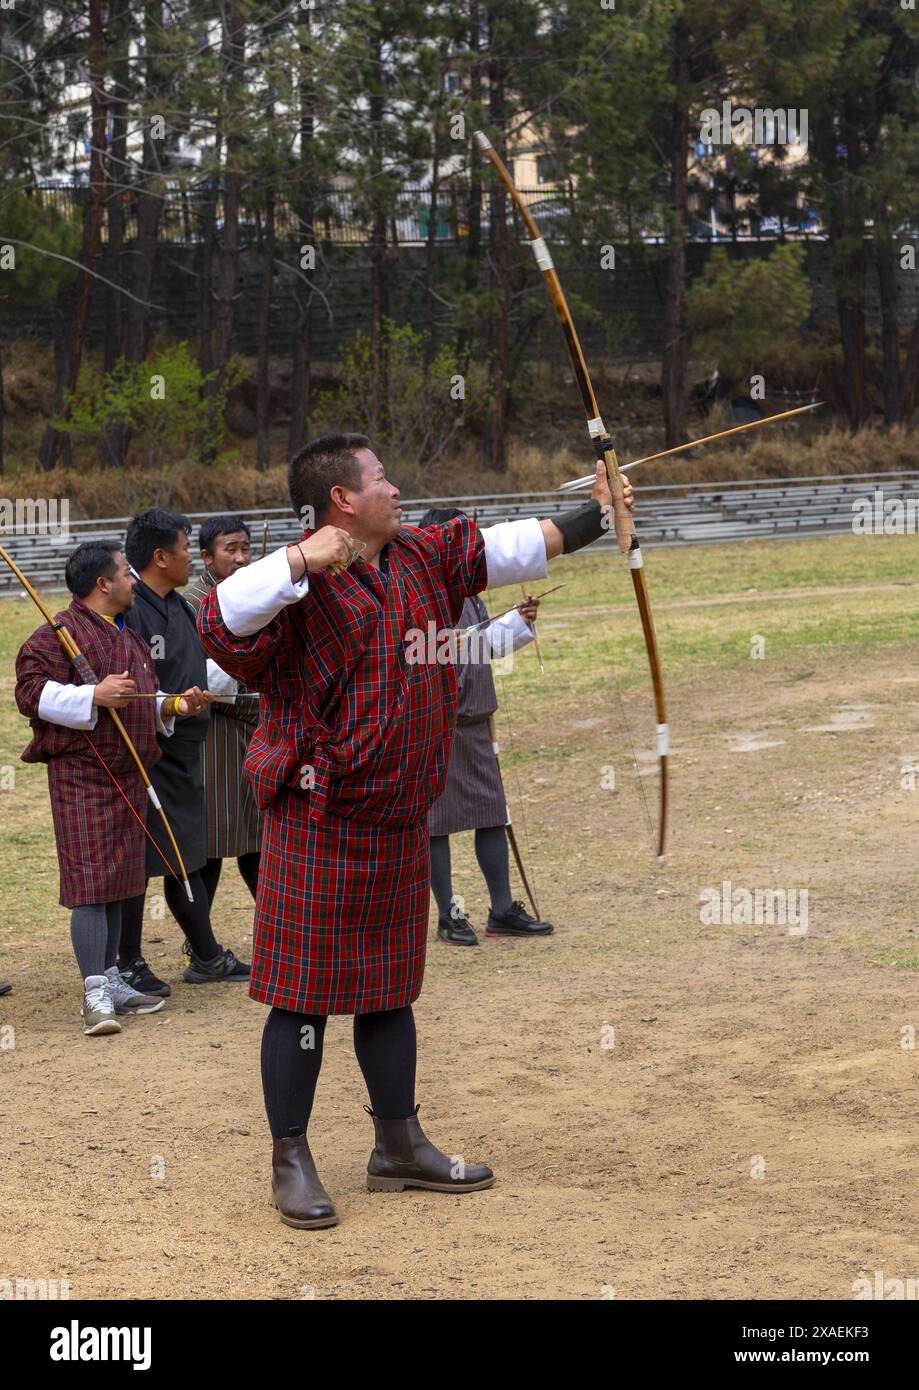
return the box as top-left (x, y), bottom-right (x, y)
top-left (418, 507), bottom-right (465, 528)
top-left (124, 508), bottom-right (191, 571)
top-left (65, 541), bottom-right (121, 599)
top-left (288, 433), bottom-right (369, 528)
top-left (199, 514), bottom-right (251, 555)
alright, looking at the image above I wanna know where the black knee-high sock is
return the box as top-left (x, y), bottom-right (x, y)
top-left (429, 835), bottom-right (454, 917)
top-left (164, 873), bottom-right (220, 960)
top-left (118, 889), bottom-right (146, 968)
top-left (353, 1006), bottom-right (417, 1119)
top-left (237, 851), bottom-right (261, 901)
top-left (261, 1007), bottom-right (329, 1139)
top-left (200, 858), bottom-right (222, 910)
top-left (474, 825), bottom-right (513, 915)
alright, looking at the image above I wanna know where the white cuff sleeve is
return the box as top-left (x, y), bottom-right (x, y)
top-left (37, 680), bottom-right (98, 730)
top-left (486, 609), bottom-right (535, 657)
top-left (155, 694), bottom-right (176, 737)
top-left (206, 657), bottom-right (238, 703)
top-left (215, 547), bottom-right (309, 638)
top-left (482, 518), bottom-right (549, 589)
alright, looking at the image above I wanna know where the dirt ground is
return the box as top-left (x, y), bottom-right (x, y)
top-left (2, 622), bottom-right (919, 1300)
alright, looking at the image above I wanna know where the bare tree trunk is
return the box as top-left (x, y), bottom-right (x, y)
top-left (198, 132), bottom-right (222, 378)
top-left (256, 188), bottom-right (275, 472)
top-left (660, 13), bottom-right (689, 448)
top-left (288, 5), bottom-right (315, 456)
top-left (103, 0), bottom-right (131, 374)
top-left (831, 213), bottom-right (867, 431)
top-left (423, 50), bottom-right (447, 373)
top-left (486, 11), bottom-right (508, 473)
top-left (830, 102), bottom-right (868, 433)
top-left (100, 0), bottom-right (132, 466)
top-left (367, 25), bottom-right (389, 439)
top-left (205, 0), bottom-right (245, 456)
top-left (458, 0), bottom-right (482, 377)
top-left (39, 0), bottom-right (107, 470)
top-left (38, 0), bottom-right (106, 469)
top-left (875, 226), bottom-right (900, 426)
top-left (105, 0), bottom-right (164, 469)
top-left (0, 344), bottom-right (5, 476)
top-left (897, 303), bottom-right (919, 424)
top-left (125, 6), bottom-right (164, 367)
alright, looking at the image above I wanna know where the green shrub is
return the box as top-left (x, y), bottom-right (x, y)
top-left (54, 341), bottom-right (244, 469)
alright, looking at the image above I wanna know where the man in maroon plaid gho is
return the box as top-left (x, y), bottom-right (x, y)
top-left (198, 433), bottom-right (630, 1229)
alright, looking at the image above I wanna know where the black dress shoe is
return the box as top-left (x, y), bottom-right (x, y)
top-left (486, 900), bottom-right (554, 936)
top-left (437, 905), bottom-right (478, 946)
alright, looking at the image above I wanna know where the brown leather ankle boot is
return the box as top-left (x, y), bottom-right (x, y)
top-left (365, 1105), bottom-right (495, 1193)
top-left (271, 1134), bottom-right (338, 1228)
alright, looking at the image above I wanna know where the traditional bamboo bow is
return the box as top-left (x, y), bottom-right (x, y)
top-left (0, 543), bottom-right (194, 901)
top-left (475, 131), bottom-right (669, 862)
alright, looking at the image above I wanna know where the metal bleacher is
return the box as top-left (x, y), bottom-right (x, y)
top-left (2, 471), bottom-right (918, 596)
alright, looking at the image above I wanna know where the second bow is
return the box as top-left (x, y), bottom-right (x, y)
top-left (475, 130), bottom-right (669, 863)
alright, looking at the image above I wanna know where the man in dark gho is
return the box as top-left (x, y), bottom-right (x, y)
top-left (118, 509), bottom-right (248, 993)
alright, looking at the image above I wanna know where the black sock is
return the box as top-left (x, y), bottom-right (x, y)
top-left (261, 1007), bottom-right (328, 1138)
top-left (353, 1006), bottom-right (417, 1119)
top-left (237, 851), bottom-right (261, 901)
top-left (475, 825), bottom-right (514, 915)
top-left (429, 835), bottom-right (454, 917)
top-left (199, 858), bottom-right (222, 910)
top-left (118, 889), bottom-right (146, 968)
top-left (164, 872), bottom-right (220, 961)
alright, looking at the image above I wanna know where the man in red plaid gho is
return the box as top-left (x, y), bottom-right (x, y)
top-left (198, 432), bottom-right (630, 1229)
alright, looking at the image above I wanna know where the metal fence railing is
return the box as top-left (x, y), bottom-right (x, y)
top-left (27, 181), bottom-right (588, 248)
top-left (3, 472), bottom-right (918, 597)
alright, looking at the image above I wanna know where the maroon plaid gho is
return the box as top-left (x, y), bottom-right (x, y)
top-left (15, 598), bottom-right (161, 908)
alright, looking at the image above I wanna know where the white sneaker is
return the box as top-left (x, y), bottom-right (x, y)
top-left (104, 966), bottom-right (165, 1016)
top-left (81, 974), bottom-right (122, 1036)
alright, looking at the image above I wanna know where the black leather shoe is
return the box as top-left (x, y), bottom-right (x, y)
top-left (365, 1106), bottom-right (495, 1193)
top-left (271, 1134), bottom-right (338, 1229)
top-left (437, 905), bottom-right (478, 946)
top-left (486, 900), bottom-right (554, 936)
top-left (0, 982), bottom-right (11, 996)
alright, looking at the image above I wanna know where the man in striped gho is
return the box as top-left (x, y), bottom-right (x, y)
top-left (184, 516), bottom-right (263, 915)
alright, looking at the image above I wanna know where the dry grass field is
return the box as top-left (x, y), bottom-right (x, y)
top-left (1, 531), bottom-right (918, 1300)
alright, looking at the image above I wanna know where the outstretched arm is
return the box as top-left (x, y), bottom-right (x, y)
top-left (481, 466), bottom-right (633, 588)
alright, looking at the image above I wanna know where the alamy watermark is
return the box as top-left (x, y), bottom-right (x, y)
top-left (852, 490), bottom-right (919, 535)
top-left (699, 103), bottom-right (809, 151)
top-left (700, 879), bottom-right (809, 935)
top-left (0, 497), bottom-right (71, 542)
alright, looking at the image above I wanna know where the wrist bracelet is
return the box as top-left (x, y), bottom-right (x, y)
top-left (296, 541), bottom-right (309, 575)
